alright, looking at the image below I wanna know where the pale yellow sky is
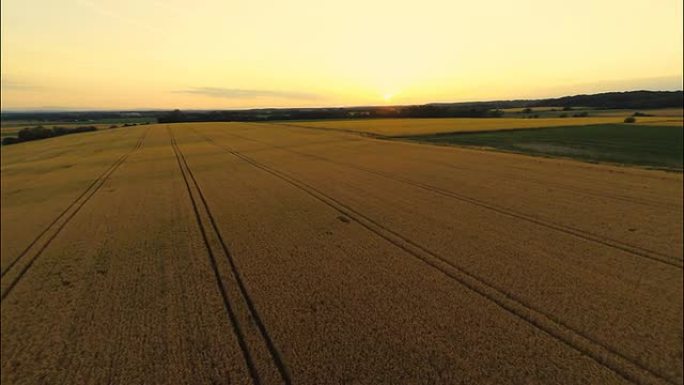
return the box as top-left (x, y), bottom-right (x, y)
top-left (1, 0), bottom-right (682, 109)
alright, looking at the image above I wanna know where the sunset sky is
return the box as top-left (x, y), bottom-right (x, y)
top-left (1, 0), bottom-right (682, 110)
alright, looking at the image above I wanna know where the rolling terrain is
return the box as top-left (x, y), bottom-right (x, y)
top-left (1, 122), bottom-right (682, 385)
top-left (401, 124), bottom-right (683, 170)
top-left (286, 115), bottom-right (683, 136)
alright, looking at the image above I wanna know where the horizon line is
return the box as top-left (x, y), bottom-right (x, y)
top-left (2, 89), bottom-right (682, 114)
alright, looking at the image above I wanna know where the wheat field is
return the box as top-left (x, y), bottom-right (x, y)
top-left (1, 123), bottom-right (681, 384)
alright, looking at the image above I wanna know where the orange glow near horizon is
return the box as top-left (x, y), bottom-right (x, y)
top-left (1, 0), bottom-right (682, 110)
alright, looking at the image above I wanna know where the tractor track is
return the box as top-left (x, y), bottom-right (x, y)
top-left (167, 126), bottom-right (291, 385)
top-left (0, 128), bottom-right (150, 301)
top-left (275, 121), bottom-right (679, 209)
top-left (244, 125), bottom-right (677, 210)
top-left (193, 127), bottom-right (677, 385)
top-left (418, 157), bottom-right (680, 210)
top-left (228, 126), bottom-right (682, 268)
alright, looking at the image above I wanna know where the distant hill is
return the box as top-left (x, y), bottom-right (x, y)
top-left (530, 90), bottom-right (683, 109)
top-left (429, 90), bottom-right (683, 110)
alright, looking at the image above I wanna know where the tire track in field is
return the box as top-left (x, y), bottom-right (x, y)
top-left (1, 131), bottom-right (141, 279)
top-left (274, 121), bottom-right (384, 138)
top-left (167, 126), bottom-right (291, 385)
top-left (420, 157), bottom-right (680, 210)
top-left (0, 128), bottom-right (150, 301)
top-left (230, 126), bottom-right (683, 268)
top-left (244, 123), bottom-right (679, 209)
top-left (277, 121), bottom-right (682, 181)
top-left (340, 139), bottom-right (679, 210)
top-left (193, 127), bottom-right (677, 385)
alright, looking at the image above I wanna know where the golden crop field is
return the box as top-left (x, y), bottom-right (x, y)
top-left (1, 122), bottom-right (682, 385)
top-left (286, 116), bottom-right (682, 136)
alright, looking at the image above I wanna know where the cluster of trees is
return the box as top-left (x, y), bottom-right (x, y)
top-left (519, 107), bottom-right (590, 118)
top-left (397, 105), bottom-right (503, 118)
top-left (530, 91), bottom-right (683, 109)
top-left (2, 125), bottom-right (97, 145)
top-left (158, 106), bottom-right (503, 123)
top-left (0, 110), bottom-right (159, 123)
top-left (108, 122), bottom-right (149, 128)
top-left (632, 111), bottom-right (653, 117)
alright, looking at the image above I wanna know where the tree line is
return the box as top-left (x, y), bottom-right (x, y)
top-left (2, 125), bottom-right (97, 145)
top-left (157, 106), bottom-right (504, 123)
top-left (2, 90), bottom-right (680, 126)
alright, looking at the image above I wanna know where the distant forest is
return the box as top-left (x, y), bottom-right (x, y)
top-left (2, 90), bottom-right (681, 124)
top-left (445, 90), bottom-right (684, 110)
top-left (2, 125), bottom-right (97, 145)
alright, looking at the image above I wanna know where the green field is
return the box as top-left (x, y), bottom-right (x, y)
top-left (399, 124), bottom-right (683, 170)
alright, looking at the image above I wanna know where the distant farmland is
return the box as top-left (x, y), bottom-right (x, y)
top-left (285, 115), bottom-right (683, 136)
top-left (283, 115), bottom-right (683, 170)
top-left (400, 124), bottom-right (684, 170)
